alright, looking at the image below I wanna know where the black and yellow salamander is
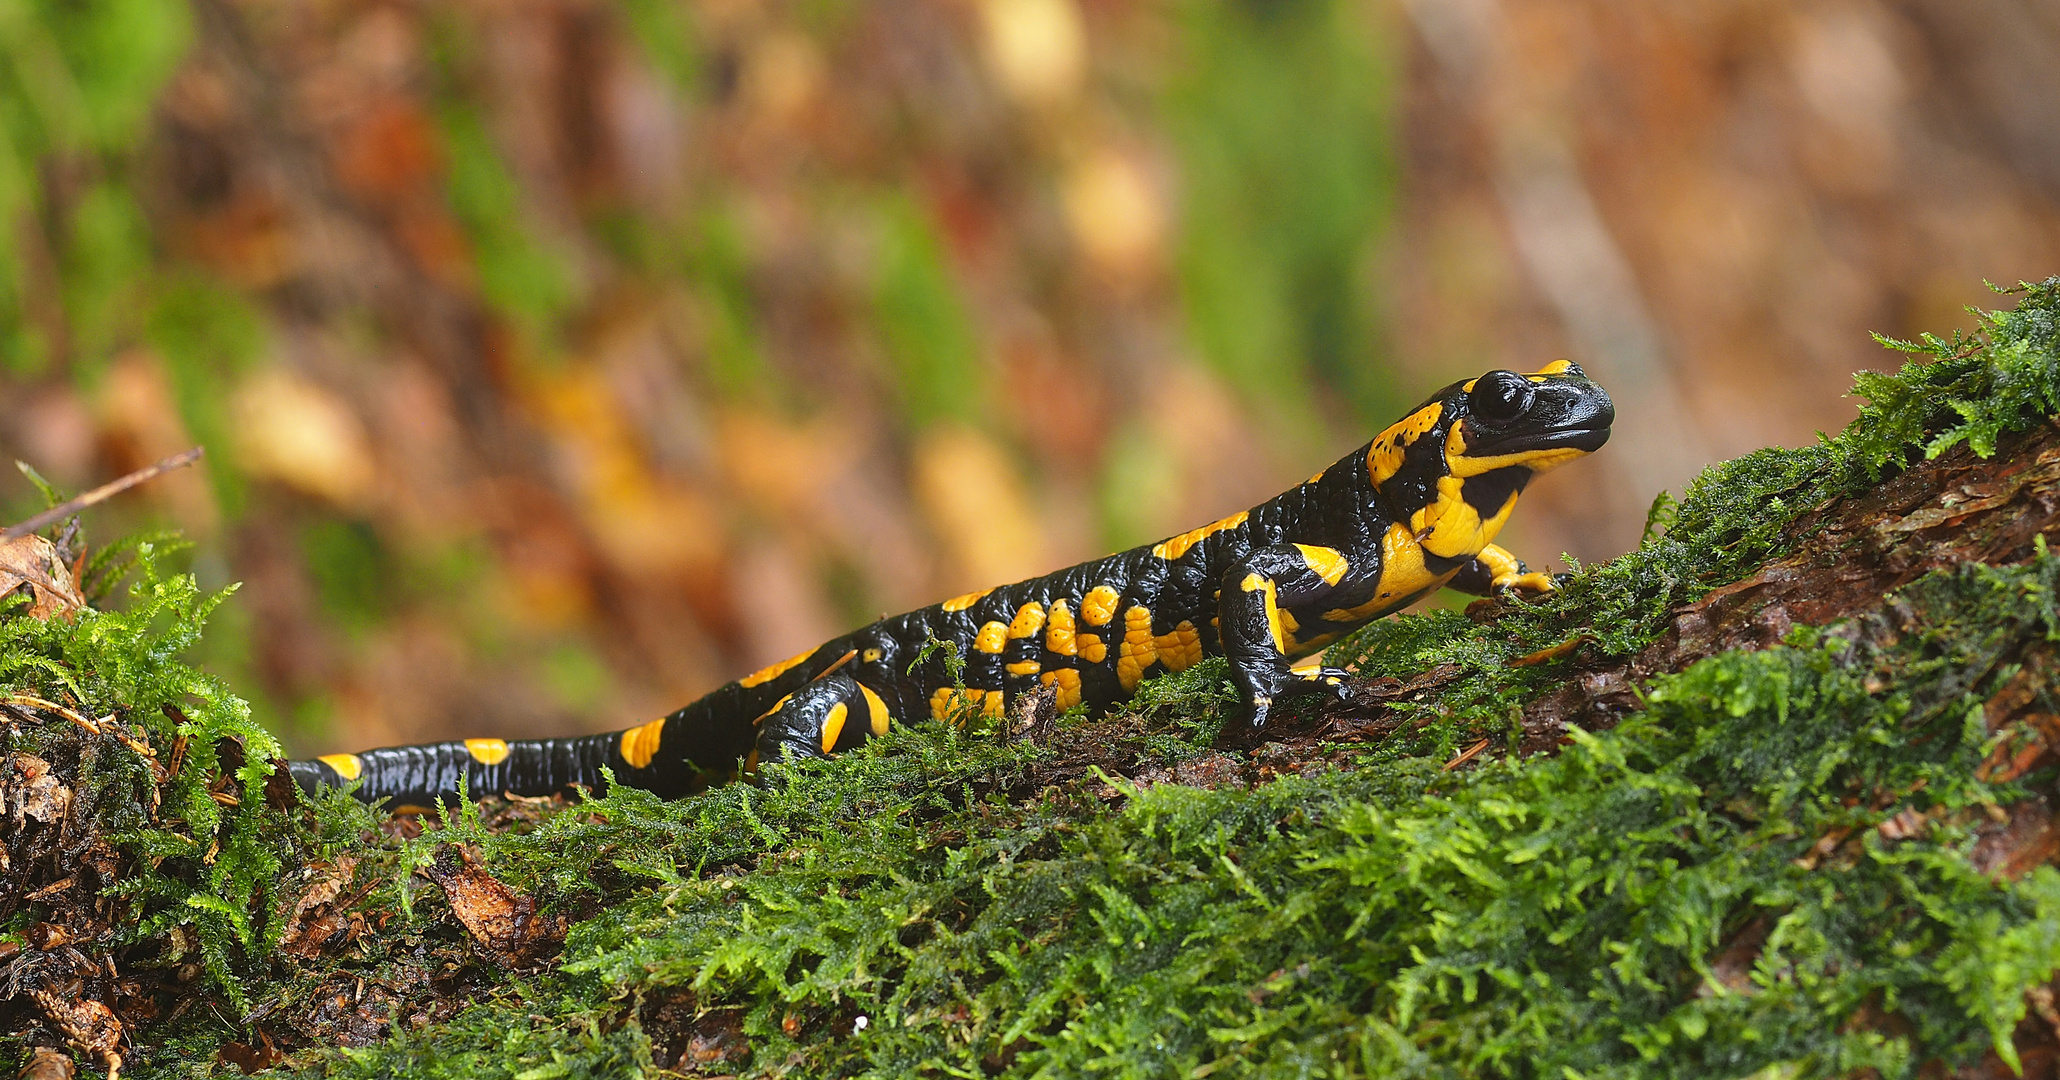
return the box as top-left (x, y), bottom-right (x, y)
top-left (289, 362), bottom-right (1612, 807)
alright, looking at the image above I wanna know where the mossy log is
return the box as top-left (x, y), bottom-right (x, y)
top-left (10, 283), bottom-right (2060, 1078)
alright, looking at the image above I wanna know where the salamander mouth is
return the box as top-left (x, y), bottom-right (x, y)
top-left (1470, 424), bottom-right (1612, 457)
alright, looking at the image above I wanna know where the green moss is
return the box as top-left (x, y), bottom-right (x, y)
top-left (295, 555), bottom-right (2060, 1080)
top-left (0, 543), bottom-right (291, 1027)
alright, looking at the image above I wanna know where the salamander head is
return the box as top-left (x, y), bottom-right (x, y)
top-left (1362, 360), bottom-right (1611, 532)
top-left (1368, 360), bottom-right (1612, 485)
top-left (1440, 359), bottom-right (1613, 477)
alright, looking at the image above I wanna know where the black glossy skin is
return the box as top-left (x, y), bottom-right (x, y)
top-left (290, 363), bottom-right (1613, 807)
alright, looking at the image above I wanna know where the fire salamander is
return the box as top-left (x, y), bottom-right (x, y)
top-left (290, 362), bottom-right (1612, 807)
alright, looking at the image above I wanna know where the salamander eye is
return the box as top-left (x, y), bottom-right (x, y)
top-left (1469, 370), bottom-right (1533, 422)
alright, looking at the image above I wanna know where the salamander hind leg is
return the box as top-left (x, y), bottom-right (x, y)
top-left (753, 672), bottom-right (895, 766)
top-left (1218, 545), bottom-right (1355, 730)
top-left (1447, 543), bottom-right (1556, 597)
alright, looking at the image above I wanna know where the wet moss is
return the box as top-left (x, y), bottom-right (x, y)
top-left (326, 555), bottom-right (2055, 1080)
top-left (0, 541), bottom-right (297, 1068)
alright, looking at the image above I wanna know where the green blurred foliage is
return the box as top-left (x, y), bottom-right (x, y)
top-left (0, 0), bottom-right (269, 520)
top-left (872, 194), bottom-right (987, 428)
top-left (1166, 0), bottom-right (1399, 429)
top-left (437, 102), bottom-right (580, 348)
top-left (690, 203), bottom-right (782, 403)
top-left (148, 275), bottom-right (266, 511)
top-left (0, 0), bottom-right (188, 373)
top-left (301, 519), bottom-right (392, 631)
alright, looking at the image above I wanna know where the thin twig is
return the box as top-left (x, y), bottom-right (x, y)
top-left (3, 694), bottom-right (103, 734)
top-left (1441, 737), bottom-right (1492, 772)
top-left (3, 446), bottom-right (204, 540)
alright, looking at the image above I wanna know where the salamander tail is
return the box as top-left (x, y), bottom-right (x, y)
top-left (287, 734), bottom-right (620, 809)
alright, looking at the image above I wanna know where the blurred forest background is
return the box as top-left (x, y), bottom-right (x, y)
top-left (2, 0), bottom-right (2057, 754)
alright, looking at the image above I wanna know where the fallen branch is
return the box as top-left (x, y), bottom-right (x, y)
top-left (2, 447), bottom-right (204, 541)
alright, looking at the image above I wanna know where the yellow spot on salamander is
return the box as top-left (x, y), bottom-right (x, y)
top-left (1445, 417), bottom-right (1589, 478)
top-left (820, 702), bottom-right (848, 754)
top-left (1081, 585), bottom-right (1120, 626)
top-left (1366, 402), bottom-right (1442, 486)
top-left (1006, 659), bottom-right (1042, 677)
top-left (739, 648), bottom-right (813, 688)
top-left (464, 738), bottom-right (511, 766)
top-left (1294, 544), bottom-right (1349, 586)
top-left (317, 754), bottom-right (362, 781)
top-left (1045, 599), bottom-right (1077, 656)
top-left (1153, 620), bottom-right (1202, 673)
top-left (1151, 510), bottom-right (1250, 561)
top-left (1475, 543), bottom-right (1523, 582)
top-left (1533, 358), bottom-right (1575, 376)
top-left (1008, 602), bottom-right (1046, 639)
top-left (1277, 601), bottom-right (1299, 652)
top-left (940, 588), bottom-right (994, 612)
top-left (859, 682), bottom-right (892, 736)
top-left (975, 621), bottom-right (1009, 654)
top-left (1116, 605), bottom-right (1157, 691)
top-left (1243, 577), bottom-right (1286, 653)
top-left (1325, 523), bottom-right (1454, 623)
top-left (1414, 475), bottom-right (1521, 560)
top-left (619, 718), bottom-right (667, 768)
top-left (1077, 633), bottom-right (1107, 664)
top-left (752, 692), bottom-right (797, 728)
top-left (1476, 543), bottom-right (1555, 593)
top-left (930, 686), bottom-right (1005, 723)
top-left (1039, 667), bottom-right (1083, 710)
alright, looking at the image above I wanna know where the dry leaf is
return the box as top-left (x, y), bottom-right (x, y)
top-left (215, 1029), bottom-right (285, 1074)
top-left (26, 989), bottom-right (122, 1079)
top-left (0, 536), bottom-right (84, 619)
top-left (281, 855), bottom-right (361, 957)
top-left (420, 844), bottom-right (565, 966)
top-left (19, 1047), bottom-right (75, 1080)
top-left (912, 426), bottom-right (1046, 589)
top-left (7, 754), bottom-right (73, 825)
top-left (231, 369), bottom-right (375, 507)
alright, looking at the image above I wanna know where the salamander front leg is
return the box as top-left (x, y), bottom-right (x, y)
top-left (1446, 543), bottom-right (1555, 597)
top-left (752, 672), bottom-right (896, 767)
top-left (1219, 545), bottom-right (1354, 730)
